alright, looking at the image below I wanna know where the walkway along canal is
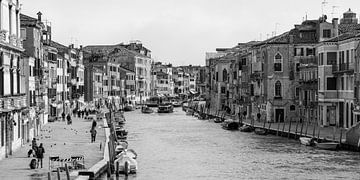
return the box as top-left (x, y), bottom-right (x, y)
top-left (103, 108), bottom-right (360, 180)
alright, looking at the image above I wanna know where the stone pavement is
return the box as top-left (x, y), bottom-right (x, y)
top-left (0, 114), bottom-right (105, 180)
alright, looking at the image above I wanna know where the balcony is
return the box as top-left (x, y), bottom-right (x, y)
top-left (250, 72), bottom-right (263, 81)
top-left (299, 56), bottom-right (317, 65)
top-left (332, 63), bottom-right (354, 75)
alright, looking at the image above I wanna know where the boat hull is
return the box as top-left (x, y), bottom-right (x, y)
top-left (315, 142), bottom-right (339, 150)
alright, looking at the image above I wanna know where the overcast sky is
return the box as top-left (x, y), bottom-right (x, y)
top-left (22, 0), bottom-right (359, 65)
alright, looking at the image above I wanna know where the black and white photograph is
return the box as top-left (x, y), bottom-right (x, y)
top-left (0, 0), bottom-right (360, 179)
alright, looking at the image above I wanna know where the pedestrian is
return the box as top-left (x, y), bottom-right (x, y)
top-left (81, 111), bottom-right (84, 118)
top-left (62, 112), bottom-right (66, 121)
top-left (77, 110), bottom-right (81, 118)
top-left (32, 138), bottom-right (37, 150)
top-left (67, 114), bottom-right (72, 125)
top-left (86, 111), bottom-right (89, 118)
top-left (92, 119), bottom-right (97, 129)
top-left (90, 128), bottom-right (97, 143)
top-left (36, 143), bottom-right (45, 168)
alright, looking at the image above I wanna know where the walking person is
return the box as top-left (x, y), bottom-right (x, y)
top-left (36, 143), bottom-right (45, 168)
top-left (77, 110), bottom-right (81, 118)
top-left (92, 119), bottom-right (97, 129)
top-left (67, 114), bottom-right (72, 125)
top-left (90, 128), bottom-right (97, 143)
top-left (62, 112), bottom-right (66, 121)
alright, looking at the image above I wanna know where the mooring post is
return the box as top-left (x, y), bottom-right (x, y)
top-left (288, 119), bottom-right (292, 139)
top-left (267, 121), bottom-right (272, 133)
top-left (281, 122), bottom-right (286, 137)
top-left (304, 120), bottom-right (309, 136)
top-left (295, 119), bottom-right (299, 139)
top-left (56, 168), bottom-right (60, 180)
top-left (300, 119), bottom-right (304, 137)
top-left (107, 161), bottom-right (111, 177)
top-left (317, 126), bottom-right (321, 142)
top-left (116, 161), bottom-right (119, 177)
top-left (339, 128), bottom-right (343, 145)
top-left (48, 172), bottom-right (51, 180)
top-left (65, 164), bottom-right (70, 180)
top-left (312, 122), bottom-right (316, 138)
top-left (332, 126), bottom-right (336, 141)
top-left (276, 121), bottom-right (281, 136)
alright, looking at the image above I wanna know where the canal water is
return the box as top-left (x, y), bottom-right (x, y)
top-left (109, 108), bottom-right (360, 180)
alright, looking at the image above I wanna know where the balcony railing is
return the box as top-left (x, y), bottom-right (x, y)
top-left (299, 56), bottom-right (317, 65)
top-left (332, 62), bottom-right (354, 74)
top-left (250, 72), bottom-right (264, 81)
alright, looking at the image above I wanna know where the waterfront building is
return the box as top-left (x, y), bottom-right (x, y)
top-left (84, 43), bottom-right (153, 104)
top-left (119, 66), bottom-right (136, 104)
top-left (317, 10), bottom-right (360, 128)
top-left (84, 65), bottom-right (104, 106)
top-left (151, 62), bottom-right (174, 96)
top-left (0, 0), bottom-right (27, 160)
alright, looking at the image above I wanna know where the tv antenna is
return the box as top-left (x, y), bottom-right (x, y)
top-left (321, 0), bottom-right (328, 16)
top-left (331, 5), bottom-right (339, 19)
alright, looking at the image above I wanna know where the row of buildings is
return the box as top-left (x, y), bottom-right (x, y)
top-left (0, 0), bottom-right (205, 160)
top-left (206, 9), bottom-right (360, 129)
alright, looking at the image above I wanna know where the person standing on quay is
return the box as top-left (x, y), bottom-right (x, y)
top-left (36, 143), bottom-right (45, 168)
top-left (90, 128), bottom-right (97, 143)
top-left (62, 112), bottom-right (66, 121)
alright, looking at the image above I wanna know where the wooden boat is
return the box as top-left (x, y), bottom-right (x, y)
top-left (158, 103), bottom-right (174, 113)
top-left (240, 125), bottom-right (254, 132)
top-left (115, 127), bottom-right (128, 140)
top-left (172, 100), bottom-right (182, 107)
top-left (299, 137), bottom-right (316, 146)
top-left (186, 109), bottom-right (194, 115)
top-left (141, 106), bottom-right (153, 114)
top-left (254, 128), bottom-right (267, 135)
top-left (315, 142), bottom-right (339, 150)
top-left (182, 102), bottom-right (189, 111)
top-left (221, 121), bottom-right (239, 130)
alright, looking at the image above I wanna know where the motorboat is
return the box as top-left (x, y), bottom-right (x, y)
top-left (240, 125), bottom-right (254, 132)
top-left (171, 100), bottom-right (182, 107)
top-left (114, 149), bottom-right (138, 175)
top-left (299, 137), bottom-right (316, 146)
top-left (315, 142), bottom-right (339, 151)
top-left (115, 127), bottom-right (128, 140)
top-left (186, 109), bottom-right (194, 115)
top-left (221, 121), bottom-right (239, 130)
top-left (214, 118), bottom-right (223, 123)
top-left (182, 102), bottom-right (189, 111)
top-left (141, 106), bottom-right (154, 114)
top-left (254, 128), bottom-right (267, 135)
top-left (115, 141), bottom-right (129, 154)
top-left (124, 104), bottom-right (134, 112)
top-left (158, 103), bottom-right (174, 113)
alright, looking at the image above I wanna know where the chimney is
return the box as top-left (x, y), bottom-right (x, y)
top-left (37, 11), bottom-right (42, 21)
top-left (332, 18), bottom-right (339, 37)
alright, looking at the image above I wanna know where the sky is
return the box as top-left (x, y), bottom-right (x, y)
top-left (22, 0), bottom-right (360, 66)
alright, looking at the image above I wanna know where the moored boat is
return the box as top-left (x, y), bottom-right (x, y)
top-left (141, 105), bottom-right (153, 114)
top-left (299, 137), bottom-right (316, 146)
top-left (124, 104), bottom-right (134, 112)
top-left (315, 142), bottom-right (339, 150)
top-left (158, 103), bottom-right (174, 113)
top-left (172, 100), bottom-right (182, 107)
top-left (240, 125), bottom-right (254, 132)
top-left (221, 121), bottom-right (239, 130)
top-left (254, 128), bottom-right (267, 135)
top-left (114, 149), bottom-right (138, 175)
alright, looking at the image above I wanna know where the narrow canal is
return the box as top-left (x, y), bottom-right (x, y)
top-left (111, 108), bottom-right (360, 180)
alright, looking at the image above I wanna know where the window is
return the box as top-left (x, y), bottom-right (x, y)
top-left (327, 52), bottom-right (337, 65)
top-left (296, 63), bottom-right (300, 72)
top-left (323, 29), bottom-right (331, 38)
top-left (275, 81), bottom-right (282, 97)
top-left (222, 69), bottom-right (228, 82)
top-left (221, 87), bottom-right (226, 94)
top-left (326, 77), bottom-right (337, 90)
top-left (306, 48), bottom-right (315, 56)
top-left (20, 28), bottom-right (26, 40)
top-left (274, 53), bottom-right (282, 72)
top-left (319, 53), bottom-right (324, 65)
top-left (295, 87), bottom-right (299, 97)
top-left (290, 105), bottom-right (296, 111)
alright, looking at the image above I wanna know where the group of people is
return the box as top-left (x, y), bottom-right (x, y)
top-left (28, 138), bottom-right (45, 169)
top-left (61, 113), bottom-right (72, 125)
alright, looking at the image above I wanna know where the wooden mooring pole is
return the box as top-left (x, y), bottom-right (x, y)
top-left (288, 119), bottom-right (292, 139)
top-left (65, 164), bottom-right (70, 180)
top-left (300, 119), bottom-right (304, 137)
top-left (281, 122), bottom-right (286, 137)
top-left (276, 121), bottom-right (281, 136)
top-left (295, 120), bottom-right (299, 139)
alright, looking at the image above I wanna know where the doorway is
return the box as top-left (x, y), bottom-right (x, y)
top-left (275, 108), bottom-right (284, 122)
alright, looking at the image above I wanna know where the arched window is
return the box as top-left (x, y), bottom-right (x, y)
top-left (222, 69), bottom-right (227, 82)
top-left (274, 53), bottom-right (282, 72)
top-left (275, 81), bottom-right (282, 97)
